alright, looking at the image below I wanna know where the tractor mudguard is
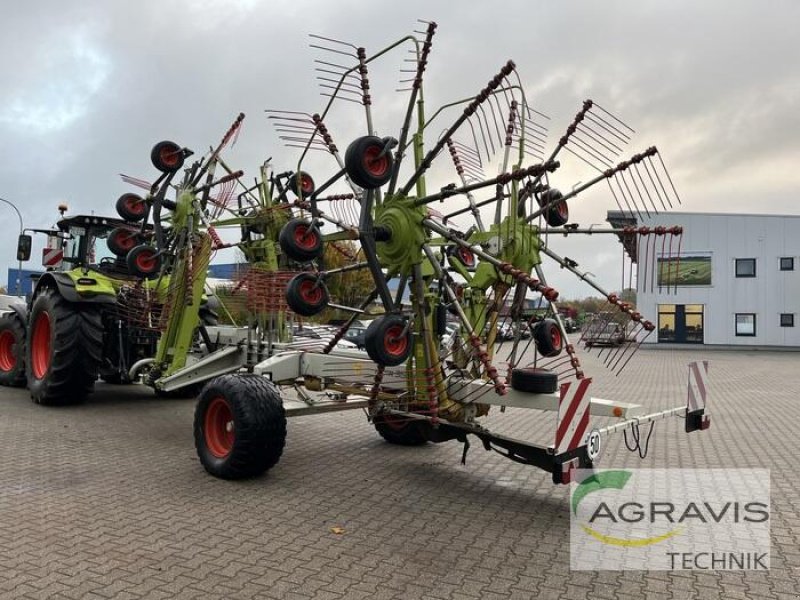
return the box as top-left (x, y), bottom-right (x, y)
top-left (33, 272), bottom-right (117, 305)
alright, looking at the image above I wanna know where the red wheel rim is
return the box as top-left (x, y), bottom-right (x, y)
top-left (135, 250), bottom-right (158, 273)
top-left (363, 145), bottom-right (389, 177)
top-left (293, 224), bottom-right (318, 251)
top-left (300, 173), bottom-right (314, 194)
top-left (0, 330), bottom-right (16, 372)
top-left (204, 397), bottom-right (235, 458)
top-left (550, 325), bottom-right (562, 350)
top-left (457, 247), bottom-right (475, 267)
top-left (115, 232), bottom-right (136, 251)
top-left (124, 195), bottom-right (146, 216)
top-left (160, 145), bottom-right (180, 167)
top-left (384, 324), bottom-right (408, 357)
top-left (298, 279), bottom-right (323, 304)
top-left (556, 201), bottom-right (568, 219)
top-left (31, 312), bottom-right (51, 379)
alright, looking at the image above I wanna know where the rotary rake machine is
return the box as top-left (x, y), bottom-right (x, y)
top-left (190, 22), bottom-right (711, 483)
top-left (113, 113), bottom-right (327, 396)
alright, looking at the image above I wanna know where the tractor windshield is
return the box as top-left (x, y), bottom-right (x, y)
top-left (88, 228), bottom-right (117, 265)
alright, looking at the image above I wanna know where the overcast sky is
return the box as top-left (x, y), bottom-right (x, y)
top-left (2, 0), bottom-right (798, 299)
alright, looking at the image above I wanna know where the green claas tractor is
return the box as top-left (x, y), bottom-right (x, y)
top-left (0, 201), bottom-right (172, 405)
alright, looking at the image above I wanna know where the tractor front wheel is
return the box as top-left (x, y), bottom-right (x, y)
top-left (26, 288), bottom-right (103, 405)
top-left (194, 374), bottom-right (287, 479)
top-left (0, 313), bottom-right (26, 387)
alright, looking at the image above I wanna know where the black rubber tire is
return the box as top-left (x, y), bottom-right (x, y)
top-left (539, 188), bottom-right (569, 227)
top-left (0, 313), bottom-right (26, 387)
top-left (26, 288), bottom-right (103, 405)
top-left (511, 367), bottom-right (558, 394)
top-left (286, 273), bottom-right (329, 317)
top-left (126, 245), bottom-right (162, 279)
top-left (194, 374), bottom-right (287, 479)
top-left (344, 135), bottom-right (394, 189)
top-left (364, 315), bottom-right (412, 366)
top-left (533, 318), bottom-right (564, 358)
top-left (286, 171), bottom-right (315, 198)
top-left (279, 219), bottom-right (324, 263)
top-left (151, 140), bottom-right (184, 173)
top-left (116, 193), bottom-right (147, 222)
top-left (107, 227), bottom-right (142, 257)
top-left (373, 413), bottom-right (428, 446)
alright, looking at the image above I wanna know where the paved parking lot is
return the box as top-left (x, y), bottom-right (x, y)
top-left (1, 348), bottom-right (799, 599)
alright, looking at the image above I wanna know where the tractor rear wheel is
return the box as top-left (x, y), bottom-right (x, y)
top-left (26, 288), bottom-right (103, 405)
top-left (0, 313), bottom-right (26, 387)
top-left (373, 413), bottom-right (428, 446)
top-left (194, 374), bottom-right (287, 479)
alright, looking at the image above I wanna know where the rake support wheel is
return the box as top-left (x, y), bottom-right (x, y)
top-left (26, 288), bottom-right (103, 405)
top-left (107, 227), bottom-right (142, 257)
top-left (126, 245), bottom-right (162, 279)
top-left (279, 219), bottom-right (324, 263)
top-left (539, 188), bottom-right (569, 227)
top-left (364, 315), bottom-right (412, 367)
top-left (510, 367), bottom-right (558, 394)
top-left (116, 193), bottom-right (147, 222)
top-left (194, 374), bottom-right (287, 479)
top-left (286, 171), bottom-right (316, 198)
top-left (286, 273), bottom-right (329, 317)
top-left (344, 135), bottom-right (394, 189)
top-left (151, 140), bottom-right (184, 173)
top-left (373, 413), bottom-right (428, 446)
top-left (533, 318), bottom-right (563, 358)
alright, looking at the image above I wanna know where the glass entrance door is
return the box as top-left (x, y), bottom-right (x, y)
top-left (658, 304), bottom-right (704, 344)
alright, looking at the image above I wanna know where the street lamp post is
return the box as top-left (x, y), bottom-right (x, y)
top-left (0, 197), bottom-right (24, 295)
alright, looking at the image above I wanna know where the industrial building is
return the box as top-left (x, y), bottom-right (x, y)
top-left (609, 211), bottom-right (800, 347)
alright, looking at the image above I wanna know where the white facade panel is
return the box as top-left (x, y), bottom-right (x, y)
top-left (617, 212), bottom-right (800, 347)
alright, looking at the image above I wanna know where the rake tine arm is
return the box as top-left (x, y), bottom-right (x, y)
top-left (399, 61), bottom-right (516, 196)
top-left (387, 21), bottom-right (436, 195)
top-left (525, 146), bottom-right (658, 223)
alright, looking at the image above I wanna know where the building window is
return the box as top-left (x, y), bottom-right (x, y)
top-left (735, 258), bottom-right (756, 278)
top-left (735, 313), bottom-right (756, 336)
top-left (781, 313), bottom-right (795, 327)
top-left (780, 257), bottom-right (795, 271)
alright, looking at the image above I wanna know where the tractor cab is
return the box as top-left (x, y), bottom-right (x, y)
top-left (53, 214), bottom-right (152, 278)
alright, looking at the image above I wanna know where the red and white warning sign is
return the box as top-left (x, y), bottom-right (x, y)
top-left (555, 377), bottom-right (592, 455)
top-left (42, 247), bottom-right (64, 267)
top-left (687, 360), bottom-right (709, 412)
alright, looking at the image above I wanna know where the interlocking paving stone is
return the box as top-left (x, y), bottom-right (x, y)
top-left (0, 348), bottom-right (798, 599)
